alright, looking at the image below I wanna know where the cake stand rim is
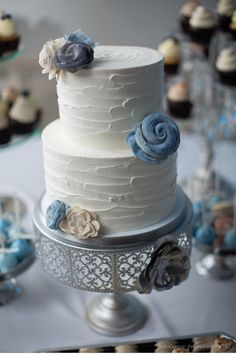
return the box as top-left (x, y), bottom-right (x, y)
top-left (33, 186), bottom-right (192, 250)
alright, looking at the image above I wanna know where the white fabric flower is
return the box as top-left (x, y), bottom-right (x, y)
top-left (59, 206), bottom-right (100, 239)
top-left (39, 38), bottom-right (65, 80)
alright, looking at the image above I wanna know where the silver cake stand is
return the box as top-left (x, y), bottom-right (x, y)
top-left (0, 243), bottom-right (35, 305)
top-left (33, 186), bottom-right (193, 336)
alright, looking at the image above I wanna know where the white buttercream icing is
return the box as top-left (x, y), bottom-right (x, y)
top-left (0, 100), bottom-right (9, 129)
top-left (42, 119), bottom-right (177, 234)
top-left (230, 10), bottom-right (236, 28)
top-left (217, 0), bottom-right (235, 16)
top-left (9, 96), bottom-right (35, 123)
top-left (190, 6), bottom-right (216, 28)
top-left (168, 81), bottom-right (191, 102)
top-left (216, 47), bottom-right (236, 71)
top-left (0, 17), bottom-right (17, 37)
top-left (57, 46), bottom-right (164, 151)
top-left (180, 1), bottom-right (199, 17)
top-left (158, 39), bottom-right (181, 64)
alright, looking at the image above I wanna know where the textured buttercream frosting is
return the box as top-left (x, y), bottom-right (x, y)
top-left (216, 48), bottom-right (236, 71)
top-left (57, 45), bottom-right (163, 151)
top-left (42, 45), bottom-right (178, 235)
top-left (217, 0), bottom-right (235, 16)
top-left (190, 6), bottom-right (216, 28)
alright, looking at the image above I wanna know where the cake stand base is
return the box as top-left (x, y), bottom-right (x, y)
top-left (196, 254), bottom-right (235, 280)
top-left (0, 278), bottom-right (22, 305)
top-left (86, 294), bottom-right (147, 336)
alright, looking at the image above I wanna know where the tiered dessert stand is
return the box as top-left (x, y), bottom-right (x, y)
top-left (34, 186), bottom-right (193, 336)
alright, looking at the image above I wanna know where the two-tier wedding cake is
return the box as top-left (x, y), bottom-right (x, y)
top-left (39, 30), bottom-right (180, 238)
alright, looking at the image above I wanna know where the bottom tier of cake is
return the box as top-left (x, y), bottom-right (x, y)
top-left (42, 119), bottom-right (177, 234)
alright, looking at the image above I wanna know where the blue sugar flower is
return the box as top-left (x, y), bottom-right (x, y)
top-left (64, 29), bottom-right (97, 48)
top-left (127, 113), bottom-right (180, 164)
top-left (54, 41), bottom-right (94, 73)
top-left (46, 200), bottom-right (70, 230)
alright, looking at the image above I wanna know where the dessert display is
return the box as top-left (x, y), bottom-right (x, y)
top-left (167, 80), bottom-right (193, 119)
top-left (189, 6), bottom-right (216, 46)
top-left (0, 96), bottom-right (11, 144)
top-left (217, 0), bottom-right (235, 32)
top-left (39, 30), bottom-right (181, 238)
top-left (9, 90), bottom-right (41, 134)
top-left (216, 47), bottom-right (236, 86)
top-left (158, 37), bottom-right (182, 74)
top-left (0, 12), bottom-right (20, 55)
top-left (230, 10), bottom-right (236, 39)
top-left (0, 217), bottom-right (33, 274)
top-left (179, 0), bottom-right (199, 34)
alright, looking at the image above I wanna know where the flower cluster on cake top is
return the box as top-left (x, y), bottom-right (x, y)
top-left (39, 29), bottom-right (98, 80)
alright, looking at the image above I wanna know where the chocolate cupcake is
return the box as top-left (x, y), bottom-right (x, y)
top-left (189, 6), bottom-right (217, 46)
top-left (216, 47), bottom-right (236, 86)
top-left (0, 98), bottom-right (11, 145)
top-left (0, 13), bottom-right (20, 53)
top-left (167, 81), bottom-right (193, 119)
top-left (2, 86), bottom-right (18, 111)
top-left (179, 0), bottom-right (199, 34)
top-left (158, 37), bottom-right (182, 75)
top-left (230, 10), bottom-right (236, 39)
top-left (217, 0), bottom-right (235, 32)
top-left (9, 90), bottom-right (38, 134)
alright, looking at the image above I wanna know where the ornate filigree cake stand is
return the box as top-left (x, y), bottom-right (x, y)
top-left (33, 186), bottom-right (193, 336)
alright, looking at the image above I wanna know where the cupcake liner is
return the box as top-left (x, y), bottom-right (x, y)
top-left (1, 36), bottom-right (20, 53)
top-left (217, 69), bottom-right (236, 86)
top-left (164, 62), bottom-right (180, 75)
top-left (10, 118), bottom-right (36, 135)
top-left (189, 26), bottom-right (216, 45)
top-left (0, 126), bottom-right (12, 145)
top-left (167, 99), bottom-right (193, 119)
top-left (230, 28), bottom-right (236, 40)
top-left (218, 14), bottom-right (232, 32)
top-left (179, 15), bottom-right (191, 34)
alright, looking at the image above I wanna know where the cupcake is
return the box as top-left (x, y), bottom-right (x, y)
top-left (216, 48), bottom-right (236, 86)
top-left (179, 0), bottom-right (200, 34)
top-left (193, 336), bottom-right (218, 352)
top-left (155, 340), bottom-right (177, 353)
top-left (217, 0), bottom-right (235, 32)
top-left (115, 345), bottom-right (137, 353)
top-left (0, 13), bottom-right (20, 53)
top-left (167, 81), bottom-right (193, 119)
top-left (189, 6), bottom-right (217, 46)
top-left (0, 97), bottom-right (11, 145)
top-left (2, 86), bottom-right (18, 111)
top-left (211, 337), bottom-right (236, 353)
top-left (9, 90), bottom-right (38, 134)
top-left (158, 37), bottom-right (182, 75)
top-left (230, 10), bottom-right (236, 39)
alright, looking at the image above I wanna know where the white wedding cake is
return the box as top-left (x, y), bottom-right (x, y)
top-left (39, 32), bottom-right (180, 237)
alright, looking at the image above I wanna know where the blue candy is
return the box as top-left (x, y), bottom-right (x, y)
top-left (0, 253), bottom-right (18, 273)
top-left (0, 219), bottom-right (12, 242)
top-left (209, 195), bottom-right (224, 208)
top-left (10, 239), bottom-right (32, 262)
top-left (195, 225), bottom-right (216, 245)
top-left (46, 200), bottom-right (70, 230)
top-left (224, 228), bottom-right (236, 249)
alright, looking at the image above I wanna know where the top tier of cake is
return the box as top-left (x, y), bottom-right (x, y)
top-left (57, 46), bottom-right (164, 151)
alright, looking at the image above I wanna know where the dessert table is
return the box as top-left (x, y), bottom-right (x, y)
top-left (0, 133), bottom-right (236, 353)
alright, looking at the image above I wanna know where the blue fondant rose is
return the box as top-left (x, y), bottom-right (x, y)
top-left (54, 42), bottom-right (94, 73)
top-left (127, 113), bottom-right (180, 164)
top-left (46, 200), bottom-right (70, 230)
top-left (64, 29), bottom-right (97, 48)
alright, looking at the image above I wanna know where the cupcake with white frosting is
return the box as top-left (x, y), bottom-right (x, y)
top-left (9, 90), bottom-right (40, 134)
top-left (189, 6), bottom-right (217, 45)
top-left (179, 0), bottom-right (200, 34)
top-left (230, 10), bottom-right (236, 39)
top-left (217, 0), bottom-right (235, 32)
top-left (0, 97), bottom-right (11, 144)
top-left (0, 13), bottom-right (20, 53)
top-left (216, 47), bottom-right (236, 86)
top-left (167, 81), bottom-right (193, 119)
top-left (158, 37), bottom-right (182, 75)
top-left (2, 86), bottom-right (18, 111)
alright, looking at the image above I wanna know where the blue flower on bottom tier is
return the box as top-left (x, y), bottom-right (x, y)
top-left (127, 113), bottom-right (180, 163)
top-left (46, 200), bottom-right (70, 230)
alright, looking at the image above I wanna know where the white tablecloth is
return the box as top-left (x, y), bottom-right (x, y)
top-left (0, 133), bottom-right (236, 353)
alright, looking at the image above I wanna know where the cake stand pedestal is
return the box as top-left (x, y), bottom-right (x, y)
top-left (33, 186), bottom-right (193, 336)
